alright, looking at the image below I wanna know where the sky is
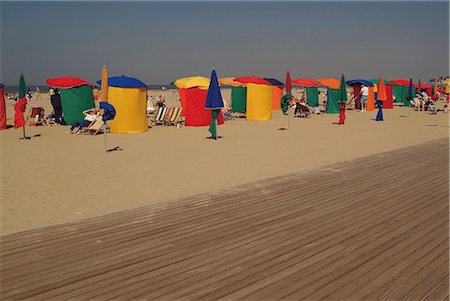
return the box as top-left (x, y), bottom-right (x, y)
top-left (1, 1), bottom-right (449, 86)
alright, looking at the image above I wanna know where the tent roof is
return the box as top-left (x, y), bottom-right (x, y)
top-left (389, 79), bottom-right (412, 87)
top-left (263, 78), bottom-right (284, 86)
top-left (46, 77), bottom-right (94, 89)
top-left (218, 77), bottom-right (245, 87)
top-left (418, 82), bottom-right (433, 89)
top-left (346, 79), bottom-right (374, 86)
top-left (316, 78), bottom-right (340, 89)
top-left (234, 76), bottom-right (271, 85)
top-left (292, 78), bottom-right (319, 87)
top-left (173, 76), bottom-right (209, 90)
top-left (97, 75), bottom-right (147, 88)
top-left (370, 78), bottom-right (391, 85)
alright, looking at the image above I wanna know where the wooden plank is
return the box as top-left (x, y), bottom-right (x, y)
top-left (0, 137), bottom-right (447, 301)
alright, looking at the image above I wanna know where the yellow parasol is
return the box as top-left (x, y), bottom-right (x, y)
top-left (173, 76), bottom-right (210, 90)
top-left (218, 77), bottom-right (246, 87)
top-left (101, 65), bottom-right (108, 101)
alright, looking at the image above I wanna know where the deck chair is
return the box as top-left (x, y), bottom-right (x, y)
top-left (82, 118), bottom-right (104, 135)
top-left (27, 107), bottom-right (44, 126)
top-left (294, 103), bottom-right (311, 118)
top-left (162, 107), bottom-right (174, 125)
top-left (150, 107), bottom-right (167, 125)
top-left (165, 107), bottom-right (183, 126)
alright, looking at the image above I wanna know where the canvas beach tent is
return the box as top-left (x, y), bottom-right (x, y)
top-left (174, 76), bottom-right (223, 127)
top-left (390, 79), bottom-right (414, 106)
top-left (97, 75), bottom-right (148, 134)
top-left (346, 79), bottom-right (375, 111)
top-left (264, 78), bottom-right (284, 111)
top-left (234, 77), bottom-right (273, 121)
top-left (46, 76), bottom-right (95, 125)
top-left (316, 78), bottom-right (341, 114)
top-left (218, 77), bottom-right (247, 113)
top-left (292, 78), bottom-right (319, 107)
top-left (370, 78), bottom-right (393, 109)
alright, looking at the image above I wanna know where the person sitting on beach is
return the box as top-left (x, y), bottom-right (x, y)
top-left (443, 105), bottom-right (448, 113)
top-left (156, 95), bottom-right (166, 108)
top-left (221, 98), bottom-right (234, 121)
top-left (34, 109), bottom-right (48, 126)
top-left (65, 108), bottom-right (98, 134)
top-left (46, 111), bottom-right (57, 125)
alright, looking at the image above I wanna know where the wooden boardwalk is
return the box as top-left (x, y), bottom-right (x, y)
top-left (1, 138), bottom-right (449, 301)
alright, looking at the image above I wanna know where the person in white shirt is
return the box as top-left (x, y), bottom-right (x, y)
top-left (359, 85), bottom-right (369, 112)
top-left (66, 108), bottom-right (98, 134)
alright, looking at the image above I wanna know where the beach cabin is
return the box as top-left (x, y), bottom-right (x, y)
top-left (46, 77), bottom-right (95, 125)
top-left (292, 78), bottom-right (319, 107)
top-left (99, 76), bottom-right (148, 134)
top-left (246, 83), bottom-right (273, 121)
top-left (0, 83), bottom-right (6, 130)
top-left (264, 78), bottom-right (284, 111)
top-left (370, 79), bottom-right (394, 109)
top-left (346, 79), bottom-right (375, 111)
top-left (316, 78), bottom-right (341, 114)
top-left (231, 86), bottom-right (247, 113)
top-left (390, 80), bottom-right (413, 107)
top-left (174, 76), bottom-right (224, 126)
top-left (218, 77), bottom-right (247, 114)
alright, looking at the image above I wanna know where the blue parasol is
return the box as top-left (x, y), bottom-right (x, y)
top-left (205, 69), bottom-right (224, 139)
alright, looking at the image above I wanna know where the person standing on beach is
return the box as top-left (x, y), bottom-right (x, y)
top-left (359, 84), bottom-right (369, 112)
top-left (35, 86), bottom-right (41, 100)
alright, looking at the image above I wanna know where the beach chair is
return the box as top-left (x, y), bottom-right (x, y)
top-left (83, 118), bottom-right (104, 135)
top-left (165, 107), bottom-right (183, 127)
top-left (27, 107), bottom-right (44, 126)
top-left (294, 103), bottom-right (311, 118)
top-left (150, 107), bottom-right (167, 126)
top-left (162, 107), bottom-right (173, 125)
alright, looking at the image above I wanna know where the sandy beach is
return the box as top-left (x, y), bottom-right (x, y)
top-left (1, 90), bottom-right (449, 234)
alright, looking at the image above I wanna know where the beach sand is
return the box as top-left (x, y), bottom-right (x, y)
top-left (1, 90), bottom-right (448, 234)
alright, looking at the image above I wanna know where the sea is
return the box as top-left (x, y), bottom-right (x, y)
top-left (3, 84), bottom-right (176, 94)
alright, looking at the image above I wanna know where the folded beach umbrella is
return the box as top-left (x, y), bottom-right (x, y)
top-left (15, 73), bottom-right (28, 139)
top-left (100, 66), bottom-right (109, 153)
top-left (433, 79), bottom-right (438, 98)
top-left (292, 78), bottom-right (319, 87)
top-left (218, 77), bottom-right (245, 87)
top-left (101, 66), bottom-right (108, 102)
top-left (285, 71), bottom-right (292, 93)
top-left (205, 69), bottom-right (224, 139)
top-left (234, 76), bottom-right (271, 85)
top-left (173, 76), bottom-right (210, 90)
top-left (337, 74), bottom-right (348, 103)
top-left (375, 76), bottom-right (387, 122)
top-left (0, 83), bottom-right (6, 130)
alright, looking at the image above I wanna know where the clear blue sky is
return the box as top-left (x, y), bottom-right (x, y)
top-left (1, 1), bottom-right (448, 85)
